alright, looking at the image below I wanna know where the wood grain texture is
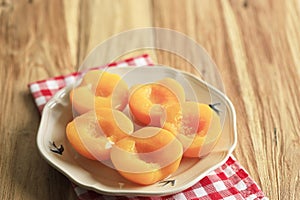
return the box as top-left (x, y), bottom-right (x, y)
top-left (0, 0), bottom-right (299, 199)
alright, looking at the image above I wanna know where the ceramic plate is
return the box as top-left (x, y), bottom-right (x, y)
top-left (37, 66), bottom-right (237, 197)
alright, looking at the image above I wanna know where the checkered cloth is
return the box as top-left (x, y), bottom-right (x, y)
top-left (28, 54), bottom-right (267, 200)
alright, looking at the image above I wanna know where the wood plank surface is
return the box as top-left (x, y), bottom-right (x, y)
top-left (0, 0), bottom-right (299, 199)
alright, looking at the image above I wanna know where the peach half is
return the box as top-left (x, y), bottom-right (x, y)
top-left (162, 102), bottom-right (222, 158)
top-left (70, 70), bottom-right (129, 114)
top-left (128, 78), bottom-right (185, 126)
top-left (110, 127), bottom-right (183, 185)
top-left (66, 108), bottom-right (134, 161)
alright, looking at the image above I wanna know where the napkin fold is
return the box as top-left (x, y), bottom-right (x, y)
top-left (29, 54), bottom-right (267, 200)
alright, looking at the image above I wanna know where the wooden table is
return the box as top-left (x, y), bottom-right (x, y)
top-left (1, 1), bottom-right (299, 199)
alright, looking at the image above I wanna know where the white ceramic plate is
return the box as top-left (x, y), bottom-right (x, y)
top-left (37, 66), bottom-right (237, 197)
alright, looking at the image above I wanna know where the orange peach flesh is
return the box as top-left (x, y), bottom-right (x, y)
top-left (110, 127), bottom-right (183, 185)
top-left (163, 102), bottom-right (222, 158)
top-left (66, 109), bottom-right (133, 161)
top-left (66, 111), bottom-right (112, 161)
top-left (70, 70), bottom-right (128, 114)
top-left (129, 78), bottom-right (185, 127)
top-left (95, 108), bottom-right (134, 143)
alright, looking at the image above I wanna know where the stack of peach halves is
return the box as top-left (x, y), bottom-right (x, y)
top-left (66, 69), bottom-right (222, 185)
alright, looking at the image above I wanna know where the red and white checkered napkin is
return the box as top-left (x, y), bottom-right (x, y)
top-left (29, 54), bottom-right (267, 200)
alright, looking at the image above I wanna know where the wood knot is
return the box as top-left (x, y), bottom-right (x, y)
top-left (243, 0), bottom-right (248, 8)
top-left (0, 1), bottom-right (13, 12)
